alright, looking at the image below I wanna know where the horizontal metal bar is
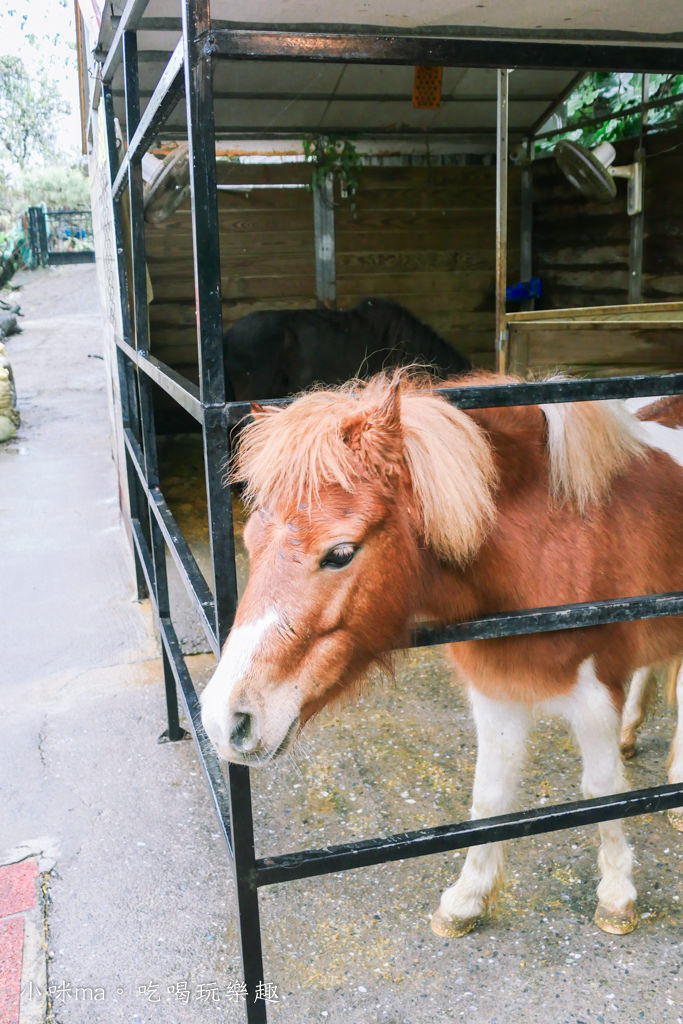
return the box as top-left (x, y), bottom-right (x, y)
top-left (255, 782), bottom-right (683, 886)
top-left (212, 29), bottom-right (683, 73)
top-left (534, 88), bottom-right (683, 142)
top-left (123, 428), bottom-right (219, 654)
top-left (129, 517), bottom-right (233, 856)
top-left (412, 592), bottom-right (683, 648)
top-left (113, 83), bottom-right (556, 104)
top-left (44, 209), bottom-right (93, 217)
top-left (435, 371), bottom-right (683, 409)
top-left (112, 40), bottom-right (186, 200)
top-left (528, 71), bottom-right (586, 139)
top-left (100, 0), bottom-right (150, 88)
top-left (154, 125), bottom-right (510, 142)
top-left (115, 17), bottom-right (683, 47)
top-left (224, 371), bottom-right (683, 425)
top-left (216, 183), bottom-right (308, 191)
top-left (115, 334), bottom-right (203, 422)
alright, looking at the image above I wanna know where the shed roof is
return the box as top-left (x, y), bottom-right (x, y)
top-left (95, 1), bottom-right (683, 152)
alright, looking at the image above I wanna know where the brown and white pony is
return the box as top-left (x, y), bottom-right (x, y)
top-left (201, 372), bottom-right (683, 937)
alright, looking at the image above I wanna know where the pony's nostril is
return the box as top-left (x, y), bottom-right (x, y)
top-left (230, 711), bottom-right (259, 752)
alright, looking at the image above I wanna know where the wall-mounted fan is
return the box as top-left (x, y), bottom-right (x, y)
top-left (142, 145), bottom-right (190, 223)
top-left (553, 140), bottom-right (643, 215)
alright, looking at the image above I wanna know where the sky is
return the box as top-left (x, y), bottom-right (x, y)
top-left (0, 0), bottom-right (84, 158)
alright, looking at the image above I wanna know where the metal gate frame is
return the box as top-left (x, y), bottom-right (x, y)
top-left (92, 3), bottom-right (683, 1021)
top-left (26, 206), bottom-right (95, 266)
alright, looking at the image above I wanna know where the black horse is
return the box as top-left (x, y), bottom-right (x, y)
top-left (222, 297), bottom-right (470, 401)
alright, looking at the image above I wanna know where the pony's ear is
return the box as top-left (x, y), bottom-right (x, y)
top-left (250, 401), bottom-right (280, 422)
top-left (341, 377), bottom-right (403, 474)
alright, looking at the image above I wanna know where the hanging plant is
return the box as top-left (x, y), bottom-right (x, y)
top-left (302, 134), bottom-right (361, 217)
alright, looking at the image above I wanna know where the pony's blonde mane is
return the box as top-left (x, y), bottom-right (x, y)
top-left (540, 385), bottom-right (646, 512)
top-left (233, 372), bottom-right (498, 564)
top-left (232, 371), bottom-right (647, 566)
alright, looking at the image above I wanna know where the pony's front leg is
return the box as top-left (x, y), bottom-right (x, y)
top-left (564, 662), bottom-right (637, 934)
top-left (431, 688), bottom-right (531, 938)
top-left (667, 660), bottom-right (683, 832)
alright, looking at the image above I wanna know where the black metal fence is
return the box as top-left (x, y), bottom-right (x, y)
top-left (95, 3), bottom-right (683, 1022)
top-left (26, 206), bottom-right (95, 267)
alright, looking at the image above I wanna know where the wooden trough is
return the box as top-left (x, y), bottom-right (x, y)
top-left (507, 300), bottom-right (683, 378)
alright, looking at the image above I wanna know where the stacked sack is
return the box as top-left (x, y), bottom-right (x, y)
top-left (0, 341), bottom-right (19, 442)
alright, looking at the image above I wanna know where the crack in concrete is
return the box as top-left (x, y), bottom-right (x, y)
top-left (37, 718), bottom-right (48, 772)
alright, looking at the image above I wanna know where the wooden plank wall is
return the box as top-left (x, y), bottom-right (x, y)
top-left (144, 161), bottom-right (519, 384)
top-left (519, 126), bottom-right (683, 375)
top-left (334, 165), bottom-right (519, 370)
top-left (145, 162), bottom-right (316, 376)
top-left (641, 126), bottom-right (683, 302)
top-left (532, 125), bottom-right (683, 310)
top-left (508, 322), bottom-right (683, 377)
top-left (531, 146), bottom-right (631, 310)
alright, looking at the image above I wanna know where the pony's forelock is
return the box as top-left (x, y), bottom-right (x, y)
top-left (232, 370), bottom-right (498, 564)
top-left (232, 379), bottom-right (383, 512)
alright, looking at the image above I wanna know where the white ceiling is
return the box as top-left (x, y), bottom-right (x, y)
top-left (94, 0), bottom-right (683, 152)
top-left (101, 0), bottom-right (683, 39)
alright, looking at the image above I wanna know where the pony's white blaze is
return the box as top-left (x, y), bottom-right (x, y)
top-left (200, 609), bottom-right (279, 757)
top-left (636, 420), bottom-right (683, 467)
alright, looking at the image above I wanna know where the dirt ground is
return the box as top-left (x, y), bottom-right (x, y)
top-left (1, 265), bottom-right (681, 1024)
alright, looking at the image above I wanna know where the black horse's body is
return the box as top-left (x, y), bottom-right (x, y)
top-left (222, 298), bottom-right (470, 401)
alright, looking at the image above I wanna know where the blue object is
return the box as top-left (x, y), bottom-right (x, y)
top-left (506, 277), bottom-right (542, 301)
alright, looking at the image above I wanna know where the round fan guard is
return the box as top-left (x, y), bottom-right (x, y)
top-left (554, 139), bottom-right (617, 202)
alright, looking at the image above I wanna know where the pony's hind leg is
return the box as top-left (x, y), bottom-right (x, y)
top-left (431, 688), bottom-right (531, 938)
top-left (667, 660), bottom-right (683, 832)
top-left (620, 667), bottom-right (657, 760)
top-left (550, 660), bottom-right (637, 935)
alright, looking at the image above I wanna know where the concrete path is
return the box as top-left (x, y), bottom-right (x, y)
top-left (0, 266), bottom-right (241, 1023)
top-left (0, 265), bottom-right (681, 1024)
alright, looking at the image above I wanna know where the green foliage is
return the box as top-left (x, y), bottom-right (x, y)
top-left (535, 72), bottom-right (683, 155)
top-left (303, 134), bottom-right (362, 215)
top-left (0, 55), bottom-right (70, 169)
top-left (21, 165), bottom-right (90, 211)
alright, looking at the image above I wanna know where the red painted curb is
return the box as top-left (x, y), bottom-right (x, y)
top-left (0, 861), bottom-right (38, 920)
top-left (0, 916), bottom-right (24, 1024)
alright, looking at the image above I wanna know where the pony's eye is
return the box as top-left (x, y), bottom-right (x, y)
top-left (320, 544), bottom-right (357, 570)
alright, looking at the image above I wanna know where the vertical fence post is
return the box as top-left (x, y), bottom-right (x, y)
top-left (628, 72), bottom-right (648, 305)
top-left (102, 84), bottom-right (148, 602)
top-left (519, 137), bottom-right (534, 314)
top-left (37, 210), bottom-right (49, 266)
top-left (313, 169), bottom-right (336, 306)
top-left (122, 28), bottom-right (184, 743)
top-left (495, 68), bottom-right (509, 374)
top-left (181, 1), bottom-right (267, 1020)
top-left (27, 207), bottom-right (44, 268)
